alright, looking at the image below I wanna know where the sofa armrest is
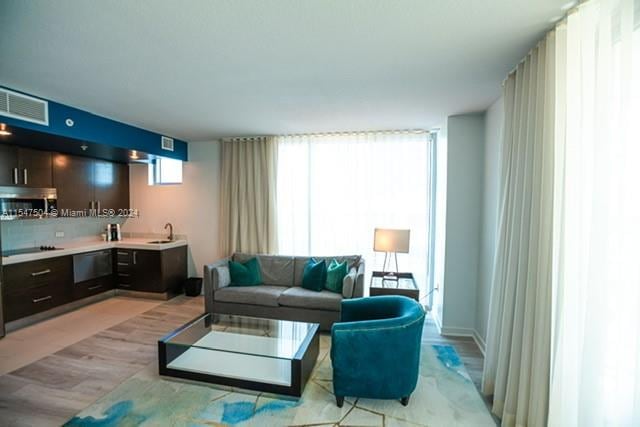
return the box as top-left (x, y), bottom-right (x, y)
top-left (203, 257), bottom-right (231, 313)
top-left (351, 260), bottom-right (365, 298)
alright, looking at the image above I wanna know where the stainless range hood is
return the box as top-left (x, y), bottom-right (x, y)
top-left (0, 186), bottom-right (57, 220)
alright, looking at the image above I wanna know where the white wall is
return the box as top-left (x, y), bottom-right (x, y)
top-left (476, 97), bottom-right (504, 344)
top-left (122, 141), bottom-right (221, 277)
top-left (441, 113), bottom-right (485, 335)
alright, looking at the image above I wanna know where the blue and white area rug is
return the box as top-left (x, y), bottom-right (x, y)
top-left (65, 337), bottom-right (495, 427)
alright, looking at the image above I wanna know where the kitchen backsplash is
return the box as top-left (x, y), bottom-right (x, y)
top-left (1, 217), bottom-right (127, 250)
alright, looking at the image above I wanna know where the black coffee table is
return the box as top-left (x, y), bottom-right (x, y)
top-left (158, 313), bottom-right (319, 397)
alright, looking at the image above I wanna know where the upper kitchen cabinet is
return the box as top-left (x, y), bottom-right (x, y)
top-left (93, 160), bottom-right (129, 211)
top-left (53, 153), bottom-right (129, 213)
top-left (18, 147), bottom-right (53, 188)
top-left (52, 154), bottom-right (95, 211)
top-left (0, 144), bottom-right (52, 187)
top-left (0, 144), bottom-right (18, 185)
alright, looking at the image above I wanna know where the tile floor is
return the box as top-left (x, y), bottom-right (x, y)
top-left (0, 296), bottom-right (161, 375)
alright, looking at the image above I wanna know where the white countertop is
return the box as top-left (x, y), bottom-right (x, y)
top-left (2, 238), bottom-right (188, 265)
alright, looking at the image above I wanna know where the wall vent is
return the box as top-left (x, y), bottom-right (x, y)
top-left (161, 136), bottom-right (174, 151)
top-left (0, 88), bottom-right (49, 126)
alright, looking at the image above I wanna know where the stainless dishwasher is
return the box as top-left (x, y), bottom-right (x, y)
top-left (73, 250), bottom-right (112, 283)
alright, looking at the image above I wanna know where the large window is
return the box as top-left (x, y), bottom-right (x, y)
top-left (276, 131), bottom-right (434, 297)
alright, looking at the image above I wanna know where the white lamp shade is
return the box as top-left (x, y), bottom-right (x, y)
top-left (373, 228), bottom-right (410, 253)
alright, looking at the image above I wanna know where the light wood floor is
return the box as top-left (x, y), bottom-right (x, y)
top-left (0, 297), bottom-right (162, 375)
top-left (0, 295), bottom-right (486, 426)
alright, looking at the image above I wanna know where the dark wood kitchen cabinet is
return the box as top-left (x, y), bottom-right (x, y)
top-left (93, 160), bottom-right (129, 212)
top-left (2, 256), bottom-right (73, 322)
top-left (0, 144), bottom-right (18, 185)
top-left (53, 153), bottom-right (129, 214)
top-left (0, 144), bottom-right (52, 187)
top-left (52, 154), bottom-right (95, 212)
top-left (116, 246), bottom-right (187, 295)
top-left (18, 148), bottom-right (53, 187)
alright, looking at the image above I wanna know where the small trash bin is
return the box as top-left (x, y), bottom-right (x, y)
top-left (184, 277), bottom-right (203, 296)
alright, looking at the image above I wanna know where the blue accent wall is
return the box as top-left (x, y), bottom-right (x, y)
top-left (0, 86), bottom-right (188, 161)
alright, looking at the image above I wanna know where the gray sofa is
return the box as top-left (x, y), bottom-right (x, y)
top-left (204, 253), bottom-right (365, 330)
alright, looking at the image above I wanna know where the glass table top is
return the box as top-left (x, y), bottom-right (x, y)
top-left (164, 313), bottom-right (318, 360)
top-left (370, 271), bottom-right (418, 290)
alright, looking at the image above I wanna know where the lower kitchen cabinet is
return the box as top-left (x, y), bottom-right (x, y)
top-left (2, 245), bottom-right (187, 324)
top-left (3, 256), bottom-right (74, 322)
top-left (115, 246), bottom-right (187, 294)
top-left (72, 275), bottom-right (115, 300)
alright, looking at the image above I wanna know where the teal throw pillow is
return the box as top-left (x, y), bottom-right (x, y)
top-left (228, 258), bottom-right (262, 286)
top-left (325, 259), bottom-right (348, 293)
top-left (302, 258), bottom-right (326, 292)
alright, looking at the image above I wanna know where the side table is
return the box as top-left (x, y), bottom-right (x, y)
top-left (369, 271), bottom-right (419, 301)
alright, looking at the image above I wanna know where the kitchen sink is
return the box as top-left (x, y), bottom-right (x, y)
top-left (147, 240), bottom-right (173, 244)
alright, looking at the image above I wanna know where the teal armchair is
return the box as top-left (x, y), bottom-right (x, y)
top-left (330, 295), bottom-right (425, 407)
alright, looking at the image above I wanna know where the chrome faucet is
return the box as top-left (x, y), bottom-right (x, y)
top-left (164, 222), bottom-right (174, 241)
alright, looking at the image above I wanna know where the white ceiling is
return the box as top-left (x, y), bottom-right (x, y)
top-left (0, 0), bottom-right (569, 141)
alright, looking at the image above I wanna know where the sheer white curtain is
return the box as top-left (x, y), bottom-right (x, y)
top-left (482, 31), bottom-right (556, 427)
top-left (549, 0), bottom-right (640, 425)
top-left (276, 131), bottom-right (432, 294)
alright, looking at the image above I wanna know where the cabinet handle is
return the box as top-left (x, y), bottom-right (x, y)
top-left (32, 295), bottom-right (52, 303)
top-left (118, 272), bottom-right (130, 277)
top-left (133, 251), bottom-right (137, 265)
top-left (23, 168), bottom-right (28, 185)
top-left (117, 251), bottom-right (129, 256)
top-left (13, 168), bottom-right (18, 185)
top-left (88, 285), bottom-right (103, 291)
top-left (117, 262), bottom-right (129, 266)
top-left (119, 284), bottom-right (131, 288)
top-left (31, 269), bottom-right (51, 277)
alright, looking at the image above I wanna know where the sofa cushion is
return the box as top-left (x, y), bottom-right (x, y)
top-left (302, 258), bottom-right (327, 292)
top-left (342, 267), bottom-right (357, 298)
top-left (234, 253), bottom-right (294, 287)
top-left (294, 255), bottom-right (361, 286)
top-left (228, 258), bottom-right (262, 286)
top-left (215, 285), bottom-right (287, 307)
top-left (279, 287), bottom-right (343, 312)
top-left (214, 265), bottom-right (231, 290)
top-left (326, 259), bottom-right (348, 293)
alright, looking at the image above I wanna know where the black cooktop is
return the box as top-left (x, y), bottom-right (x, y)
top-left (2, 246), bottom-right (63, 257)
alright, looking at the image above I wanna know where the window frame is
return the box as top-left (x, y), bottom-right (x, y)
top-left (148, 157), bottom-right (183, 185)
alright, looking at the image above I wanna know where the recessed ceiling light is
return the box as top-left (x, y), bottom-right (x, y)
top-left (130, 150), bottom-right (139, 160)
top-left (0, 123), bottom-right (12, 136)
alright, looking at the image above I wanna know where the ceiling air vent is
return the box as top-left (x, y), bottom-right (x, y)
top-left (161, 136), bottom-right (174, 151)
top-left (0, 88), bottom-right (49, 126)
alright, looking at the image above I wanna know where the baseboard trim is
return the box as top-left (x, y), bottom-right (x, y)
top-left (472, 330), bottom-right (486, 356)
top-left (439, 326), bottom-right (486, 356)
top-left (115, 289), bottom-right (175, 300)
top-left (6, 290), bottom-right (115, 333)
top-left (430, 311), bottom-right (443, 334)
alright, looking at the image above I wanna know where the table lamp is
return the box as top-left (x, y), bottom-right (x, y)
top-left (373, 228), bottom-right (410, 279)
